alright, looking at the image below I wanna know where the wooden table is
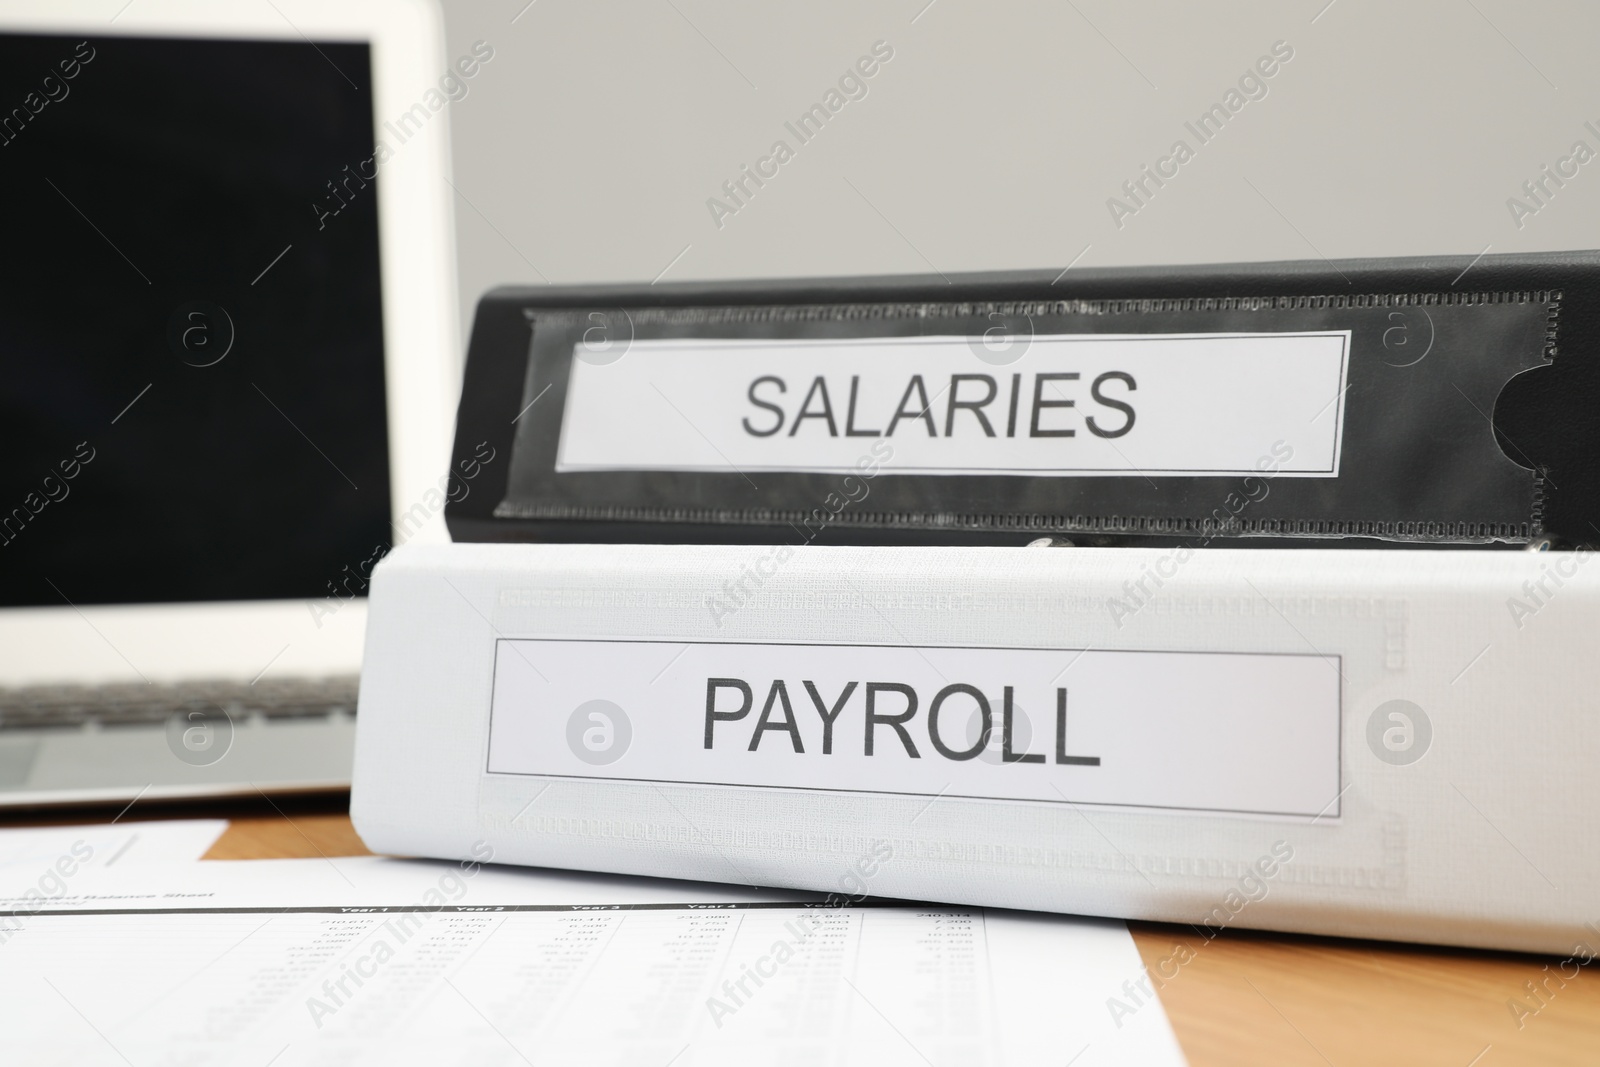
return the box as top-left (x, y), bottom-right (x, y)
top-left (19, 797), bottom-right (1600, 1065)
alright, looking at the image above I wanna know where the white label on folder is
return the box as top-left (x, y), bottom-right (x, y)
top-left (554, 332), bottom-right (1350, 477)
top-left (486, 640), bottom-right (1342, 818)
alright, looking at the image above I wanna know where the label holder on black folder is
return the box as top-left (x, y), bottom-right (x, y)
top-left (492, 292), bottom-right (1556, 545)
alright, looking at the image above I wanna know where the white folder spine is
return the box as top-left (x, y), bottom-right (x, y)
top-left (352, 543), bottom-right (1600, 954)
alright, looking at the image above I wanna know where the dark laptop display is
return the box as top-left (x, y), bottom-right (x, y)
top-left (0, 33), bottom-right (390, 608)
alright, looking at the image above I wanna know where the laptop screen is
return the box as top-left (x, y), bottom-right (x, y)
top-left (0, 32), bottom-right (390, 609)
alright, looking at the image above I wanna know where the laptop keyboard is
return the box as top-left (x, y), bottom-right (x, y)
top-left (0, 677), bottom-right (359, 731)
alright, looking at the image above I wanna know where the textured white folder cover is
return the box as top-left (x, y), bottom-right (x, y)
top-left (352, 543), bottom-right (1600, 954)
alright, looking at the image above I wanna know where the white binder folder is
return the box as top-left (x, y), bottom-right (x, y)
top-left (352, 542), bottom-right (1600, 954)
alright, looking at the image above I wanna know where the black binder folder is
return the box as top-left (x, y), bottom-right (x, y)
top-left (445, 250), bottom-right (1598, 548)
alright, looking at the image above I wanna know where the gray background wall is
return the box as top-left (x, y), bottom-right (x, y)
top-left (438, 0), bottom-right (1600, 341)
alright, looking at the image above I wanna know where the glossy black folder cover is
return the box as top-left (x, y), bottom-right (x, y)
top-left (447, 251), bottom-right (1599, 548)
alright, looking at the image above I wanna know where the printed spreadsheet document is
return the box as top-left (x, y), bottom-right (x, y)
top-left (0, 856), bottom-right (1185, 1065)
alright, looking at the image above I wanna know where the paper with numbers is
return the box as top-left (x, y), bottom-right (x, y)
top-left (0, 856), bottom-right (1185, 1065)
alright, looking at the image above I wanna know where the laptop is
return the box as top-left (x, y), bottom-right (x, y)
top-left (0, 0), bottom-right (459, 807)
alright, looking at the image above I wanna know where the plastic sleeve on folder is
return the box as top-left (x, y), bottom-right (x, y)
top-left (445, 250), bottom-right (1600, 547)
